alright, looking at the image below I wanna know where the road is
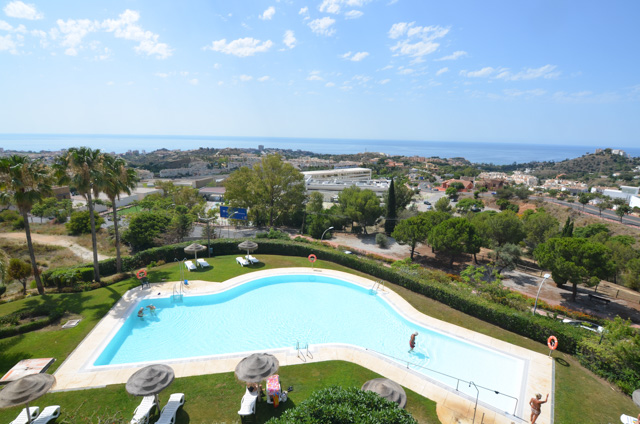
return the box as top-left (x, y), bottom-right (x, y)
top-left (532, 196), bottom-right (640, 227)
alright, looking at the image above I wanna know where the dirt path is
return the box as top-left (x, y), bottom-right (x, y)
top-left (0, 232), bottom-right (112, 262)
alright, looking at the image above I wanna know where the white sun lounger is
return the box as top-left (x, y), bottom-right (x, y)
top-left (10, 406), bottom-right (39, 424)
top-left (184, 260), bottom-right (196, 271)
top-left (620, 414), bottom-right (638, 424)
top-left (130, 396), bottom-right (156, 424)
top-left (156, 393), bottom-right (185, 424)
top-left (32, 406), bottom-right (61, 424)
top-left (236, 257), bottom-right (250, 267)
top-left (196, 258), bottom-right (210, 268)
top-left (238, 387), bottom-right (259, 416)
top-left (245, 255), bottom-right (259, 264)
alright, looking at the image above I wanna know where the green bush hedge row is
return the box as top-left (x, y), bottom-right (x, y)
top-left (0, 306), bottom-right (65, 339)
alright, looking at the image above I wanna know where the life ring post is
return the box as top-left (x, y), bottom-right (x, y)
top-left (547, 335), bottom-right (558, 357)
top-left (308, 254), bottom-right (317, 269)
top-left (136, 269), bottom-right (147, 280)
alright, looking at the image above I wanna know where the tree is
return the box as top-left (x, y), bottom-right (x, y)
top-left (522, 210), bottom-right (559, 251)
top-left (534, 237), bottom-right (614, 301)
top-left (392, 214), bottom-right (429, 259)
top-left (561, 216), bottom-right (574, 237)
top-left (428, 217), bottom-right (481, 267)
top-left (100, 154), bottom-right (138, 273)
top-left (0, 248), bottom-right (8, 288)
top-left (495, 187), bottom-right (514, 200)
top-left (338, 186), bottom-right (382, 234)
top-left (434, 196), bottom-right (452, 213)
top-left (621, 258), bottom-right (640, 290)
top-left (7, 258), bottom-right (32, 295)
top-left (513, 187), bottom-right (530, 200)
top-left (0, 155), bottom-right (53, 294)
top-left (486, 210), bottom-right (525, 247)
top-left (54, 147), bottom-right (105, 282)
top-left (162, 205), bottom-right (194, 244)
top-left (445, 186), bottom-right (459, 201)
top-left (224, 154), bottom-right (306, 227)
top-left (267, 386), bottom-right (417, 424)
top-left (615, 204), bottom-right (631, 222)
top-left (573, 223), bottom-right (609, 239)
top-left (456, 198), bottom-right (483, 214)
top-left (596, 198), bottom-right (611, 216)
top-left (384, 178), bottom-right (397, 234)
top-left (121, 211), bottom-right (171, 252)
top-left (66, 210), bottom-right (105, 235)
top-left (578, 192), bottom-right (592, 211)
top-left (489, 243), bottom-right (522, 274)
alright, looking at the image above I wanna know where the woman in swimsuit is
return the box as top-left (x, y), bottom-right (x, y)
top-left (409, 332), bottom-right (418, 352)
top-left (529, 393), bottom-right (548, 423)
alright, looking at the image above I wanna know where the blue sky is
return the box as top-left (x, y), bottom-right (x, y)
top-left (1, 0), bottom-right (639, 146)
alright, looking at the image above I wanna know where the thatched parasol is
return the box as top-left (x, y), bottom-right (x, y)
top-left (633, 389), bottom-right (640, 407)
top-left (126, 364), bottom-right (175, 407)
top-left (237, 240), bottom-right (258, 256)
top-left (184, 243), bottom-right (207, 261)
top-left (361, 378), bottom-right (407, 409)
top-left (234, 353), bottom-right (279, 383)
top-left (0, 374), bottom-right (55, 423)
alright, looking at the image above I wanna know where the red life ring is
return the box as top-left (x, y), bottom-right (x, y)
top-left (547, 335), bottom-right (558, 350)
top-left (136, 269), bottom-right (147, 279)
top-left (308, 254), bottom-right (317, 263)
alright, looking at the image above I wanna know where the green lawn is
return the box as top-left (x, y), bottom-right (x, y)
top-left (118, 205), bottom-right (143, 216)
top-left (0, 254), bottom-right (636, 423)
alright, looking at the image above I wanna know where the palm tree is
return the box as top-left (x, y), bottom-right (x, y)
top-left (0, 155), bottom-right (53, 294)
top-left (54, 147), bottom-right (105, 282)
top-left (101, 154), bottom-right (138, 273)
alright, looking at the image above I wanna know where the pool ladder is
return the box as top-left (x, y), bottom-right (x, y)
top-left (172, 281), bottom-right (187, 300)
top-left (296, 341), bottom-right (312, 362)
top-left (370, 280), bottom-right (386, 294)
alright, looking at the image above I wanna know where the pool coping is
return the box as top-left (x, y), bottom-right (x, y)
top-left (53, 268), bottom-right (553, 424)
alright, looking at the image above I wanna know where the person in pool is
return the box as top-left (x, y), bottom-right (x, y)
top-left (529, 393), bottom-right (548, 423)
top-left (409, 332), bottom-right (418, 352)
top-left (147, 304), bottom-right (156, 315)
top-left (137, 307), bottom-right (144, 319)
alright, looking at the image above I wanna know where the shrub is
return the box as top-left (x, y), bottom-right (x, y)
top-left (66, 211), bottom-right (105, 235)
top-left (0, 285), bottom-right (5, 298)
top-left (265, 386), bottom-right (417, 424)
top-left (11, 216), bottom-right (25, 230)
top-left (375, 233), bottom-right (388, 248)
top-left (0, 209), bottom-right (20, 223)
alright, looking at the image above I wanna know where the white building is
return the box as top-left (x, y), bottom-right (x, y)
top-left (302, 167), bottom-right (372, 181)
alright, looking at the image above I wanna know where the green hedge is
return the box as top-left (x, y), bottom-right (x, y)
top-left (0, 306), bottom-right (65, 339)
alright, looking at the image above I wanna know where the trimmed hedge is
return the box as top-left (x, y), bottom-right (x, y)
top-left (0, 306), bottom-right (65, 339)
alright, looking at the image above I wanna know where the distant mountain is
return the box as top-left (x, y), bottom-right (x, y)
top-left (533, 151), bottom-right (639, 180)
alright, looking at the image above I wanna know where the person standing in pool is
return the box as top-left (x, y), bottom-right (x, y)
top-left (409, 332), bottom-right (418, 352)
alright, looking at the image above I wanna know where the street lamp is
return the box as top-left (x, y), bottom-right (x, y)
top-left (198, 215), bottom-right (215, 257)
top-left (321, 226), bottom-right (334, 241)
top-left (533, 273), bottom-right (551, 315)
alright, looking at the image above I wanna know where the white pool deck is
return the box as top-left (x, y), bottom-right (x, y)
top-left (53, 268), bottom-right (554, 424)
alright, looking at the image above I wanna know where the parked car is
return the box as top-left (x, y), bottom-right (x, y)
top-left (426, 205), bottom-right (433, 210)
top-left (562, 319), bottom-right (604, 333)
top-left (423, 200), bottom-right (431, 205)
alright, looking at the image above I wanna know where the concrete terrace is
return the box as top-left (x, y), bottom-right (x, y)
top-left (52, 268), bottom-right (554, 424)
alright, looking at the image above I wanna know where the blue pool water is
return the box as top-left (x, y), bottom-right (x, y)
top-left (94, 274), bottom-right (525, 413)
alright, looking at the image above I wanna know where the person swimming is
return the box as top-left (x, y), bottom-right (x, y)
top-left (409, 332), bottom-right (418, 352)
top-left (137, 307), bottom-right (144, 318)
top-left (147, 304), bottom-right (156, 315)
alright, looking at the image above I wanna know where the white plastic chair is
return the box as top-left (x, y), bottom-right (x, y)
top-left (130, 396), bottom-right (155, 424)
top-left (236, 257), bottom-right (249, 267)
top-left (245, 255), bottom-right (259, 264)
top-left (32, 406), bottom-right (61, 424)
top-left (155, 393), bottom-right (185, 424)
top-left (184, 261), bottom-right (196, 271)
top-left (196, 258), bottom-right (210, 268)
top-left (237, 387), bottom-right (258, 416)
top-left (9, 406), bottom-right (39, 424)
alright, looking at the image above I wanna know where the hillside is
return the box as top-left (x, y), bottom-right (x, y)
top-left (533, 151), bottom-right (639, 181)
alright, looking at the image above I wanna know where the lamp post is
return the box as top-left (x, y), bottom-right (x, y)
top-left (199, 215), bottom-right (215, 257)
top-left (321, 226), bottom-right (334, 241)
top-left (533, 273), bottom-right (551, 315)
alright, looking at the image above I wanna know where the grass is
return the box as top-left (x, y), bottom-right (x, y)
top-left (0, 254), bottom-right (636, 423)
top-left (118, 205), bottom-right (143, 216)
top-left (0, 361), bottom-right (439, 424)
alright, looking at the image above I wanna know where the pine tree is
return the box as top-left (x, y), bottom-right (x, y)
top-left (384, 178), bottom-right (397, 234)
top-left (561, 216), bottom-right (574, 237)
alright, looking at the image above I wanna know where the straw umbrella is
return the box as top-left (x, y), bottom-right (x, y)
top-left (0, 374), bottom-right (55, 423)
top-left (237, 240), bottom-right (258, 257)
top-left (361, 378), bottom-right (407, 409)
top-left (184, 243), bottom-right (206, 262)
top-left (126, 364), bottom-right (175, 408)
top-left (235, 353), bottom-right (279, 383)
top-left (633, 389), bottom-right (640, 407)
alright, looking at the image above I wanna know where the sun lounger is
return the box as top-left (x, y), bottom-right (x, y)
top-left (32, 406), bottom-right (61, 424)
top-left (196, 258), bottom-right (210, 268)
top-left (10, 406), bottom-right (39, 424)
top-left (184, 261), bottom-right (196, 271)
top-left (245, 255), bottom-right (259, 264)
top-left (155, 393), bottom-right (185, 424)
top-left (130, 396), bottom-right (156, 424)
top-left (236, 257), bottom-right (250, 267)
top-left (620, 414), bottom-right (638, 424)
top-left (238, 387), bottom-right (259, 416)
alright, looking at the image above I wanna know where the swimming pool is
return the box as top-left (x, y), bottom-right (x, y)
top-left (92, 274), bottom-right (526, 413)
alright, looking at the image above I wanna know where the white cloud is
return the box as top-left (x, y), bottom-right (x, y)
top-left (258, 75), bottom-right (270, 82)
top-left (188, 78), bottom-right (199, 85)
top-left (435, 50), bottom-right (467, 61)
top-left (319, 0), bottom-right (371, 14)
top-left (94, 46), bottom-right (111, 60)
top-left (204, 37), bottom-right (273, 57)
top-left (155, 72), bottom-right (170, 78)
top-left (344, 10), bottom-right (363, 19)
top-left (496, 64), bottom-right (560, 81)
top-left (102, 10), bottom-right (172, 59)
top-left (0, 33), bottom-right (18, 53)
top-left (239, 74), bottom-right (253, 82)
top-left (307, 70), bottom-right (324, 81)
top-left (325, 82), bottom-right (335, 87)
top-left (398, 68), bottom-right (414, 75)
top-left (283, 30), bottom-right (296, 49)
top-left (389, 22), bottom-right (449, 62)
top-left (380, 64), bottom-right (393, 71)
top-left (106, 81), bottom-right (115, 86)
top-left (342, 51), bottom-right (368, 61)
top-left (436, 67), bottom-right (448, 76)
top-left (299, 7), bottom-right (309, 19)
top-left (259, 6), bottom-right (275, 20)
top-left (3, 1), bottom-right (43, 20)
top-left (55, 18), bottom-right (100, 56)
top-left (460, 67), bottom-right (496, 78)
top-left (503, 88), bottom-right (546, 97)
top-left (308, 17), bottom-right (336, 36)
top-left (0, 20), bottom-right (26, 33)
top-left (378, 79), bottom-right (390, 84)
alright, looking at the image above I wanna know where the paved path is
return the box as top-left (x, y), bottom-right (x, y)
top-left (0, 232), bottom-right (112, 262)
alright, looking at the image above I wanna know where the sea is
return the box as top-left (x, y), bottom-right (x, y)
top-left (1, 134), bottom-right (638, 165)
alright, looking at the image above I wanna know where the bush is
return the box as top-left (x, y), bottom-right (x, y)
top-left (66, 211), bottom-right (105, 235)
top-left (0, 305), bottom-right (65, 339)
top-left (375, 233), bottom-right (388, 248)
top-left (0, 285), bottom-right (6, 298)
top-left (266, 386), bottom-right (417, 424)
top-left (0, 209), bottom-right (20, 223)
top-left (11, 216), bottom-right (25, 230)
